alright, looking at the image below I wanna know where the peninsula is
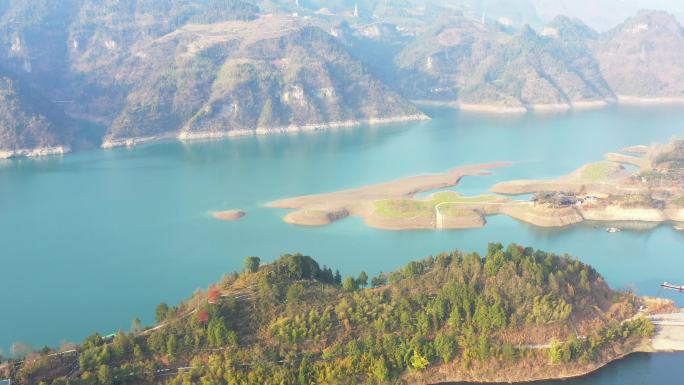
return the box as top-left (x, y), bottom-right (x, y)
top-left (3, 244), bottom-right (675, 385)
top-left (491, 139), bottom-right (684, 227)
top-left (269, 140), bottom-right (684, 231)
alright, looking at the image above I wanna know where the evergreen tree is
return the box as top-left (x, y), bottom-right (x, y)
top-left (155, 303), bottom-right (169, 324)
top-left (357, 271), bottom-right (368, 288)
top-left (243, 256), bottom-right (261, 273)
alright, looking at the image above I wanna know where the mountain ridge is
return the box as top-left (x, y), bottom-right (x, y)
top-left (1, 4), bottom-right (683, 157)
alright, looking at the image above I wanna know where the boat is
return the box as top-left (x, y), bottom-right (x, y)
top-left (605, 227), bottom-right (621, 233)
top-left (674, 225), bottom-right (684, 231)
top-left (662, 282), bottom-right (684, 292)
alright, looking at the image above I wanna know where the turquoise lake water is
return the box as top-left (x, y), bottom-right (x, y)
top-left (1, 105), bottom-right (683, 381)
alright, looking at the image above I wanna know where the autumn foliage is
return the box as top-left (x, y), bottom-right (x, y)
top-left (197, 309), bottom-right (210, 324)
top-left (207, 288), bottom-right (220, 304)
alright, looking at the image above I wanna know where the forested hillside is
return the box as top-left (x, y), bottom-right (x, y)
top-left (5, 244), bottom-right (653, 385)
top-left (1, 1), bottom-right (683, 156)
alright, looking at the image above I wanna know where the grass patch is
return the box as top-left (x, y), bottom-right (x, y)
top-left (580, 162), bottom-right (616, 181)
top-left (673, 195), bottom-right (684, 207)
top-left (374, 191), bottom-right (498, 218)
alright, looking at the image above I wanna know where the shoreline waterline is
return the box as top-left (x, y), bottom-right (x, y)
top-left (412, 96), bottom-right (684, 115)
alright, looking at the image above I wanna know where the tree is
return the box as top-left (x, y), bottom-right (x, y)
top-left (286, 283), bottom-right (304, 303)
top-left (155, 303), bottom-right (169, 324)
top-left (334, 270), bottom-right (342, 285)
top-left (371, 273), bottom-right (387, 288)
top-left (207, 288), bottom-right (220, 304)
top-left (112, 331), bottom-right (131, 359)
top-left (243, 256), bottom-right (261, 273)
top-left (207, 317), bottom-right (230, 347)
top-left (406, 261), bottom-right (424, 276)
top-left (133, 344), bottom-right (144, 360)
top-left (131, 318), bottom-right (143, 333)
top-left (196, 309), bottom-right (211, 324)
top-left (372, 356), bottom-right (389, 381)
top-left (342, 276), bottom-right (358, 292)
top-left (502, 342), bottom-right (517, 361)
top-left (166, 334), bottom-right (178, 357)
top-left (319, 266), bottom-right (334, 284)
top-left (434, 333), bottom-right (457, 363)
top-left (410, 350), bottom-right (429, 370)
top-left (357, 271), bottom-right (368, 288)
top-left (549, 340), bottom-right (563, 364)
top-left (97, 364), bottom-right (113, 385)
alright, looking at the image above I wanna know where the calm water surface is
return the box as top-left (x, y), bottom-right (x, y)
top-left (1, 106), bottom-right (683, 381)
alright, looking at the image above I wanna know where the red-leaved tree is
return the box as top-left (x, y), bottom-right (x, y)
top-left (207, 288), bottom-right (220, 304)
top-left (197, 309), bottom-right (210, 324)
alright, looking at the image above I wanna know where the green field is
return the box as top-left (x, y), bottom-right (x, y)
top-left (580, 162), bottom-right (619, 181)
top-left (373, 191), bottom-right (499, 218)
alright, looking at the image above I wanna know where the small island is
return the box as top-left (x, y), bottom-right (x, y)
top-left (3, 244), bottom-right (680, 385)
top-left (212, 210), bottom-right (246, 221)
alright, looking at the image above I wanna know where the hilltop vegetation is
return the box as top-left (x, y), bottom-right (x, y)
top-left (4, 244), bottom-right (653, 385)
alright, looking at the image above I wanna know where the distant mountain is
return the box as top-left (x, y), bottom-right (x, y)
top-left (530, 0), bottom-right (684, 31)
top-left (0, 0), bottom-right (424, 156)
top-left (394, 16), bottom-right (613, 111)
top-left (103, 18), bottom-right (423, 146)
top-left (1, 2), bottom-right (684, 157)
top-left (593, 10), bottom-right (684, 100)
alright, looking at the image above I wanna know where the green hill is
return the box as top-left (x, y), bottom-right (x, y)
top-left (6, 244), bottom-right (653, 385)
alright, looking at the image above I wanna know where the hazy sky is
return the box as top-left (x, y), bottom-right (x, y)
top-left (530, 0), bottom-right (684, 30)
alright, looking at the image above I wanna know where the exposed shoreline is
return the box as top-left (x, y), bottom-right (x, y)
top-left (269, 141), bottom-right (684, 231)
top-left (101, 114), bottom-right (430, 150)
top-left (0, 145), bottom-right (71, 160)
top-left (424, 351), bottom-right (637, 385)
top-left (6, 98), bottom-right (684, 158)
top-left (413, 96), bottom-right (684, 114)
top-left (617, 95), bottom-right (684, 105)
top-left (267, 162), bottom-right (512, 228)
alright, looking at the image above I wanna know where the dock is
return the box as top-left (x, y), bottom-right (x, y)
top-left (648, 311), bottom-right (684, 351)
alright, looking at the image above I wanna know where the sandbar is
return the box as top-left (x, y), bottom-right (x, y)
top-left (212, 210), bottom-right (246, 221)
top-left (267, 162), bottom-right (511, 228)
